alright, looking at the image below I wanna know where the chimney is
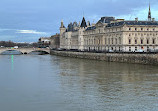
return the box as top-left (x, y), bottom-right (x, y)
top-left (135, 18), bottom-right (138, 22)
top-left (152, 18), bottom-right (155, 22)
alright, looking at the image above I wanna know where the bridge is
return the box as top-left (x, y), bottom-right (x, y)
top-left (0, 48), bottom-right (50, 54)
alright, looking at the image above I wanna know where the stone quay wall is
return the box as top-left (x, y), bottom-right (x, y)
top-left (50, 50), bottom-right (158, 65)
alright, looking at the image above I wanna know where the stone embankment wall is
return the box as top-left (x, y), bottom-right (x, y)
top-left (50, 50), bottom-right (158, 65)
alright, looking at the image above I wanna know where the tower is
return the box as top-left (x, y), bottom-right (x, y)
top-left (60, 20), bottom-right (66, 36)
top-left (148, 3), bottom-right (151, 21)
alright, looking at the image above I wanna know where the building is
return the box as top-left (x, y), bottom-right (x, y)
top-left (50, 33), bottom-right (60, 49)
top-left (60, 4), bottom-right (158, 52)
top-left (38, 37), bottom-right (51, 48)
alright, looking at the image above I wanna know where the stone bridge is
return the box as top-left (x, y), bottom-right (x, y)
top-left (0, 48), bottom-right (50, 54)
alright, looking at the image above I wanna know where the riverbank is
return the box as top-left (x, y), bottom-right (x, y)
top-left (50, 50), bottom-right (158, 65)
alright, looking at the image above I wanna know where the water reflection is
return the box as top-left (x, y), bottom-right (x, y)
top-left (11, 55), bottom-right (14, 71)
top-left (1, 50), bottom-right (22, 55)
top-left (54, 56), bottom-right (158, 111)
top-left (0, 55), bottom-right (157, 111)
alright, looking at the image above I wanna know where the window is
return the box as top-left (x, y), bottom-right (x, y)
top-left (141, 39), bottom-right (143, 44)
top-left (129, 39), bottom-right (131, 44)
top-left (108, 38), bottom-right (110, 44)
top-left (135, 39), bottom-right (137, 44)
top-left (119, 37), bottom-right (121, 44)
top-left (129, 47), bottom-right (131, 52)
top-left (141, 28), bottom-right (143, 31)
top-left (147, 46), bottom-right (149, 51)
top-left (135, 47), bottom-right (137, 51)
top-left (153, 39), bottom-right (155, 44)
top-left (112, 38), bottom-right (113, 44)
top-left (135, 28), bottom-right (137, 31)
top-left (129, 28), bottom-right (131, 30)
top-left (147, 39), bottom-right (149, 44)
top-left (115, 38), bottom-right (117, 44)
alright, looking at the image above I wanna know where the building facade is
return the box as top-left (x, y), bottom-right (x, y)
top-left (50, 34), bottom-right (60, 49)
top-left (38, 37), bottom-right (51, 48)
top-left (60, 5), bottom-right (158, 52)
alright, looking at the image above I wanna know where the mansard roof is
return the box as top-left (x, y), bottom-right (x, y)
top-left (81, 17), bottom-right (87, 28)
top-left (98, 17), bottom-right (115, 23)
top-left (106, 21), bottom-right (158, 27)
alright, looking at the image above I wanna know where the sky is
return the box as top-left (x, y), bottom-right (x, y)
top-left (0, 0), bottom-right (158, 42)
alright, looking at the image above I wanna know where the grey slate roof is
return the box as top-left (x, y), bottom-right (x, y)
top-left (98, 17), bottom-right (115, 23)
top-left (106, 21), bottom-right (158, 27)
top-left (86, 26), bottom-right (96, 31)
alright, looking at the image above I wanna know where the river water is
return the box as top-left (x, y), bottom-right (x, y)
top-left (0, 55), bottom-right (158, 111)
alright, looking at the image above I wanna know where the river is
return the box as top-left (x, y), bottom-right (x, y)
top-left (0, 55), bottom-right (158, 111)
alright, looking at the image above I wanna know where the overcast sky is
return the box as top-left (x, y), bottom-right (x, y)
top-left (0, 0), bottom-right (158, 42)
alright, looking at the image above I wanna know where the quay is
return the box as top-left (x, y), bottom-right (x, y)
top-left (50, 50), bottom-right (158, 65)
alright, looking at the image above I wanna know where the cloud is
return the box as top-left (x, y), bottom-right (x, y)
top-left (0, 28), bottom-right (16, 32)
top-left (16, 30), bottom-right (48, 35)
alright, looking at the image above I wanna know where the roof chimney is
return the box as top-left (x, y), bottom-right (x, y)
top-left (152, 18), bottom-right (155, 22)
top-left (135, 18), bottom-right (138, 22)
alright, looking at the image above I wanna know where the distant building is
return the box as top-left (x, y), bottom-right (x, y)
top-left (50, 33), bottom-right (60, 49)
top-left (60, 4), bottom-right (158, 52)
top-left (38, 37), bottom-right (51, 48)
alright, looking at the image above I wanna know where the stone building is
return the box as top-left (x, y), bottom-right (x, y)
top-left (60, 4), bottom-right (158, 52)
top-left (38, 37), bottom-right (51, 48)
top-left (50, 34), bottom-right (60, 49)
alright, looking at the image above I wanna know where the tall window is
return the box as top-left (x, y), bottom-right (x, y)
top-left (129, 39), bottom-right (131, 44)
top-left (112, 38), bottom-right (113, 44)
top-left (115, 38), bottom-right (117, 44)
top-left (108, 38), bottom-right (110, 44)
top-left (119, 37), bottom-right (121, 44)
top-left (141, 39), bottom-right (143, 44)
top-left (147, 39), bottom-right (149, 44)
top-left (135, 39), bottom-right (137, 44)
top-left (153, 39), bottom-right (155, 44)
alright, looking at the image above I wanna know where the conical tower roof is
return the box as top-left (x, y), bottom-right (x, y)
top-left (81, 17), bottom-right (87, 28)
top-left (148, 3), bottom-right (151, 21)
